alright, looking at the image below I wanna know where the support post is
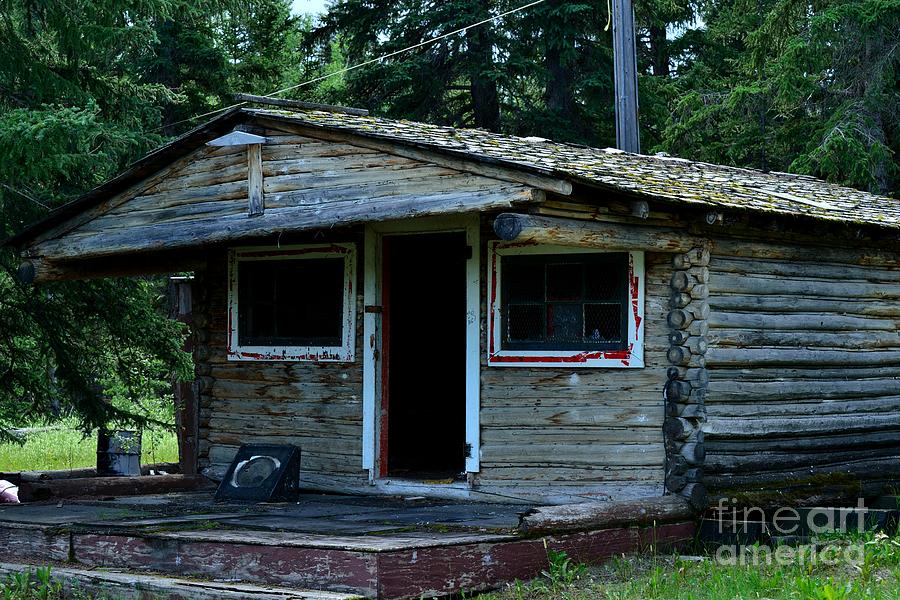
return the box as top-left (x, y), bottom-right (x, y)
top-left (248, 143), bottom-right (264, 217)
top-left (169, 276), bottom-right (198, 476)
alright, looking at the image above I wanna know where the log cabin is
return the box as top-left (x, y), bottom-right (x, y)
top-left (5, 105), bottom-right (900, 510)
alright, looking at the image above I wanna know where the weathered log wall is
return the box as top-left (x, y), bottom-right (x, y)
top-left (474, 217), bottom-right (667, 501)
top-left (27, 130), bottom-right (536, 262)
top-left (195, 247), bottom-right (368, 487)
top-left (703, 237), bottom-right (900, 500)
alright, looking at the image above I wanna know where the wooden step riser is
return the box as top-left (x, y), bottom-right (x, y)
top-left (1, 521), bottom-right (695, 599)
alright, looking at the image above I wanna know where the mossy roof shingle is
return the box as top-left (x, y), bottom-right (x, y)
top-left (251, 108), bottom-right (900, 229)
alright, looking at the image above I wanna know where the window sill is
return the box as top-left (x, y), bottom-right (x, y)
top-left (487, 346), bottom-right (644, 368)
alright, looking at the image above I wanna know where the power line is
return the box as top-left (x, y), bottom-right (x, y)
top-left (1, 183), bottom-right (50, 210)
top-left (266, 0), bottom-right (548, 99)
top-left (157, 0), bottom-right (548, 131)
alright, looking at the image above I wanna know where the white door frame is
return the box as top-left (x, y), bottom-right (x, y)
top-left (362, 214), bottom-right (481, 480)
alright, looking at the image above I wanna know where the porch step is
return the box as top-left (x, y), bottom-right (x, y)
top-left (0, 562), bottom-right (364, 600)
top-left (0, 494), bottom-right (697, 599)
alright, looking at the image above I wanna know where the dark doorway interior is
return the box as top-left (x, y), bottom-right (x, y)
top-left (383, 232), bottom-right (467, 479)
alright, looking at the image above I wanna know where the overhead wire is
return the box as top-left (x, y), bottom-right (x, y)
top-left (156, 0), bottom-right (549, 132)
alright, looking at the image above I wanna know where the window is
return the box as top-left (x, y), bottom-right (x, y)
top-left (502, 253), bottom-right (629, 351)
top-left (227, 244), bottom-right (356, 361)
top-left (488, 242), bottom-right (644, 367)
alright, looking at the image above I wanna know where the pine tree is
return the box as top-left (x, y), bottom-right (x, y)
top-left (658, 0), bottom-right (900, 194)
top-left (503, 0), bottom-right (615, 145)
top-left (0, 0), bottom-right (191, 438)
top-left (221, 0), bottom-right (303, 95)
top-left (316, 0), bottom-right (507, 131)
top-left (139, 3), bottom-right (232, 135)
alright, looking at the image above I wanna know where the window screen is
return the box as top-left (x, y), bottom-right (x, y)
top-left (237, 258), bottom-right (344, 347)
top-left (501, 253), bottom-right (628, 351)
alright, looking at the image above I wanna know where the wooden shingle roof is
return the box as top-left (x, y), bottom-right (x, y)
top-left (250, 108), bottom-right (900, 230)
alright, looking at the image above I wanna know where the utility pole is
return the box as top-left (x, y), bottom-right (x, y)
top-left (612, 0), bottom-right (641, 153)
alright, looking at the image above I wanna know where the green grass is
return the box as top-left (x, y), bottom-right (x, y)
top-left (476, 530), bottom-right (900, 600)
top-left (1, 567), bottom-right (62, 599)
top-left (0, 421), bottom-right (178, 472)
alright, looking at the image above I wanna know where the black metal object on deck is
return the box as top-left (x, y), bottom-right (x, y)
top-left (215, 444), bottom-right (301, 503)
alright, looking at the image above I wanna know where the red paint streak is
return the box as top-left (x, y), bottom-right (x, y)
top-left (500, 240), bottom-right (541, 250)
top-left (378, 237), bottom-right (392, 478)
top-left (629, 255), bottom-right (642, 340)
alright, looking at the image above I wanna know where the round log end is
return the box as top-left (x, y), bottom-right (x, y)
top-left (16, 260), bottom-right (36, 285)
top-left (631, 200), bottom-right (650, 219)
top-left (670, 271), bottom-right (691, 291)
top-left (493, 213), bottom-right (525, 241)
top-left (664, 378), bottom-right (691, 402)
top-left (679, 442), bottom-right (706, 466)
top-left (669, 291), bottom-right (691, 309)
top-left (667, 309), bottom-right (693, 330)
top-left (680, 483), bottom-right (709, 511)
top-left (664, 417), bottom-right (693, 441)
top-left (704, 211), bottom-right (721, 225)
top-left (667, 345), bottom-right (689, 366)
top-left (665, 472), bottom-right (688, 493)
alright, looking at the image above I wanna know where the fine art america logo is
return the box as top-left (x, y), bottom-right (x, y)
top-left (711, 498), bottom-right (876, 566)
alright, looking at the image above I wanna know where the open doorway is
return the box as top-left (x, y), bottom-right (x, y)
top-left (381, 232), bottom-right (467, 479)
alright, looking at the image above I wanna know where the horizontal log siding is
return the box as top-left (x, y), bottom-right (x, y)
top-left (475, 221), bottom-right (667, 499)
top-left (197, 248), bottom-right (367, 484)
top-left (32, 132), bottom-right (535, 260)
top-left (704, 240), bottom-right (900, 495)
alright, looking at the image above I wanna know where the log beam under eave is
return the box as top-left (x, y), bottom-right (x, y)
top-left (492, 212), bottom-right (703, 253)
top-left (17, 255), bottom-right (208, 285)
top-left (32, 187), bottom-right (543, 262)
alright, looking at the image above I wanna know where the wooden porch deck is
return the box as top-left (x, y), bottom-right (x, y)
top-left (0, 492), bottom-right (694, 599)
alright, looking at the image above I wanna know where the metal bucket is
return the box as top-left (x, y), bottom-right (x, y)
top-left (97, 430), bottom-right (141, 477)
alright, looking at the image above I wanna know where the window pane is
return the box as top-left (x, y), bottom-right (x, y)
top-left (585, 303), bottom-right (622, 342)
top-left (505, 263), bottom-right (544, 302)
top-left (239, 257), bottom-right (345, 347)
top-left (547, 303), bottom-right (582, 343)
top-left (546, 263), bottom-right (582, 301)
top-left (245, 301), bottom-right (277, 341)
top-left (507, 304), bottom-right (544, 341)
top-left (585, 258), bottom-right (626, 300)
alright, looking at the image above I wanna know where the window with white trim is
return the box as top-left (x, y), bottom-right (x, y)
top-left (487, 242), bottom-right (644, 367)
top-left (227, 244), bottom-right (356, 362)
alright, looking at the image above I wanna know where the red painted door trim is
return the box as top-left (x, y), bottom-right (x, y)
top-left (378, 237), bottom-right (391, 478)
